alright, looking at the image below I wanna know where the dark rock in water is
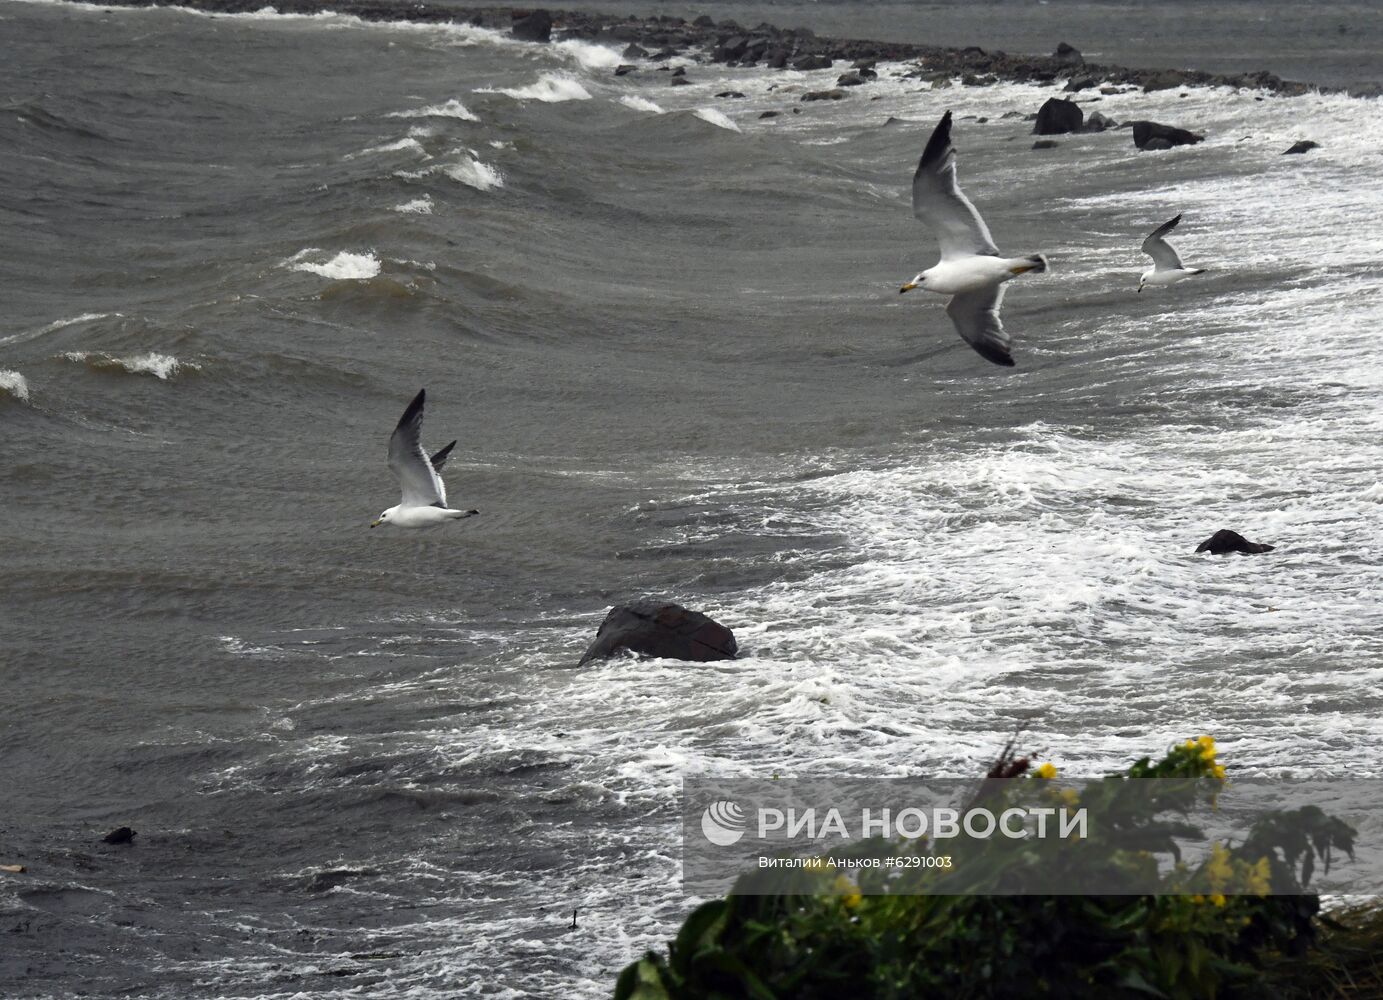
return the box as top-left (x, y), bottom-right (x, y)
top-left (669, 76), bottom-right (692, 87)
top-left (1032, 139), bottom-right (1059, 149)
top-left (1131, 120), bottom-right (1204, 149)
top-left (711, 35), bottom-right (748, 62)
top-left (716, 90), bottom-right (747, 99)
top-left (837, 72), bottom-right (867, 87)
top-left (1283, 140), bottom-right (1320, 154)
top-left (765, 48), bottom-right (789, 69)
top-left (1142, 137), bottom-right (1174, 150)
top-left (1053, 41), bottom-right (1083, 66)
top-left (802, 89), bottom-right (848, 101)
top-left (671, 65), bottom-right (686, 77)
top-left (1033, 97), bottom-right (1083, 134)
top-left (1083, 110), bottom-right (1117, 132)
top-left (622, 42), bottom-right (648, 59)
top-left (510, 9), bottom-right (552, 43)
top-left (1142, 70), bottom-right (1189, 92)
top-left (613, 64), bottom-right (636, 77)
top-left (1063, 75), bottom-right (1098, 92)
top-left (759, 110), bottom-right (780, 118)
top-left (692, 14), bottom-right (714, 27)
top-left (578, 600), bottom-right (737, 666)
top-left (1196, 529), bottom-right (1275, 555)
top-left (304, 867), bottom-right (379, 893)
top-left (792, 54), bottom-right (833, 71)
top-left (103, 827), bottom-right (136, 845)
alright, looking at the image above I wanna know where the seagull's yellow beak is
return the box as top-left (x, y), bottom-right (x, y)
top-left (370, 518), bottom-right (383, 528)
top-left (899, 282), bottom-right (918, 294)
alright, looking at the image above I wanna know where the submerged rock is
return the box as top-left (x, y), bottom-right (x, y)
top-left (1032, 139), bottom-right (1059, 149)
top-left (802, 88), bottom-right (848, 101)
top-left (1033, 97), bottom-right (1083, 134)
top-left (578, 600), bottom-right (738, 665)
top-left (1083, 110), bottom-right (1117, 132)
top-left (1283, 140), bottom-right (1320, 154)
top-left (792, 54), bottom-right (833, 71)
top-left (1131, 120), bottom-right (1204, 150)
top-left (1195, 529), bottom-right (1276, 555)
top-left (102, 827), bottom-right (136, 845)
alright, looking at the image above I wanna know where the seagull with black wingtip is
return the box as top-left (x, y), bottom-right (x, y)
top-left (371, 389), bottom-right (479, 529)
top-left (899, 111), bottom-right (1050, 367)
top-left (1138, 213), bottom-right (1207, 292)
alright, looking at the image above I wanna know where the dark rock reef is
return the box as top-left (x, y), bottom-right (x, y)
top-left (1131, 121), bottom-right (1205, 151)
top-left (1033, 97), bottom-right (1083, 135)
top-left (1283, 140), bottom-right (1320, 154)
top-left (578, 599), bottom-right (737, 666)
top-left (1195, 529), bottom-right (1276, 555)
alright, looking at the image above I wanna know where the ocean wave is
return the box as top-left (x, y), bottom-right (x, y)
top-left (440, 158), bottom-right (504, 190)
top-left (693, 107), bottom-right (741, 132)
top-left (61, 351), bottom-right (194, 379)
top-left (618, 95), bottom-right (664, 113)
top-left (386, 98), bottom-right (479, 122)
top-left (551, 38), bottom-right (622, 71)
top-left (347, 136), bottom-right (426, 159)
top-left (0, 369), bottom-right (30, 402)
top-left (392, 195), bottom-right (434, 214)
top-left (0, 311), bottom-right (122, 348)
top-left (479, 73), bottom-right (591, 103)
top-left (287, 249), bottom-right (383, 280)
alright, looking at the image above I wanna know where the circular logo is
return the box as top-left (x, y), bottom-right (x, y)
top-left (700, 800), bottom-right (746, 846)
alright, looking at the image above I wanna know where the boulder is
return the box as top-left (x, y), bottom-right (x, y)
top-left (792, 54), bottom-right (833, 71)
top-left (1032, 139), bottom-right (1059, 149)
top-left (1131, 120), bottom-right (1204, 150)
top-left (578, 600), bottom-right (737, 665)
top-left (1063, 75), bottom-right (1098, 92)
top-left (1283, 140), bottom-right (1319, 154)
top-left (102, 827), bottom-right (137, 845)
top-left (613, 64), bottom-right (636, 77)
top-left (759, 110), bottom-right (780, 118)
top-left (802, 89), bottom-right (848, 101)
top-left (1142, 70), bottom-right (1190, 92)
top-left (671, 65), bottom-right (686, 76)
top-left (765, 48), bottom-right (790, 69)
top-left (716, 90), bottom-right (747, 99)
top-left (1083, 110), bottom-right (1117, 132)
top-left (712, 35), bottom-right (749, 62)
top-left (670, 76), bottom-right (692, 87)
top-left (510, 9), bottom-right (552, 43)
top-left (1195, 529), bottom-right (1275, 555)
top-left (692, 14), bottom-right (714, 27)
top-left (1142, 137), bottom-right (1174, 151)
top-left (1033, 97), bottom-right (1083, 134)
top-left (622, 43), bottom-right (648, 59)
top-left (1053, 41), bottom-right (1083, 66)
top-left (837, 72), bottom-right (867, 87)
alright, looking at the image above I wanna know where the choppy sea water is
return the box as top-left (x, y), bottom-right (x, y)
top-left (2, 1), bottom-right (1382, 996)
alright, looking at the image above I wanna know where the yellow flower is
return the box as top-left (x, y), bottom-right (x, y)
top-left (1211, 763), bottom-right (1227, 781)
top-left (831, 874), bottom-right (861, 908)
top-left (1192, 894), bottom-right (1205, 905)
top-left (1209, 893), bottom-right (1227, 907)
top-left (1035, 762), bottom-right (1058, 780)
top-left (1247, 857), bottom-right (1271, 896)
top-left (1197, 735), bottom-right (1217, 762)
top-left (1203, 844), bottom-right (1233, 888)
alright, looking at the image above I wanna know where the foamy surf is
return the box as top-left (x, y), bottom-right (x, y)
top-left (61, 351), bottom-right (194, 379)
top-left (386, 98), bottom-right (479, 121)
top-left (348, 136), bottom-right (426, 159)
top-left (619, 95), bottom-right (664, 113)
top-left (287, 249), bottom-right (383, 279)
top-left (693, 107), bottom-right (741, 132)
top-left (392, 195), bottom-right (434, 214)
top-left (0, 370), bottom-right (30, 402)
top-left (479, 73), bottom-right (591, 103)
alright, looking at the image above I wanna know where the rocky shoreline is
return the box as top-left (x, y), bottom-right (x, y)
top-left (64, 0), bottom-right (1360, 98)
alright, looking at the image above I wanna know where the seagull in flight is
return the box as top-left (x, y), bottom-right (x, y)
top-left (1138, 214), bottom-right (1206, 292)
top-left (371, 389), bottom-right (479, 529)
top-left (899, 111), bottom-right (1048, 367)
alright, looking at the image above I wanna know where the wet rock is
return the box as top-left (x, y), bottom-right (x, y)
top-left (759, 110), bottom-right (780, 118)
top-left (1195, 529), bottom-right (1275, 555)
top-left (510, 9), bottom-right (552, 43)
top-left (578, 599), bottom-right (737, 666)
top-left (304, 867), bottom-right (380, 893)
top-left (1053, 41), bottom-right (1083, 66)
top-left (1283, 140), bottom-right (1320, 154)
top-left (1142, 138), bottom-right (1173, 150)
top-left (711, 35), bottom-right (748, 62)
top-left (1142, 70), bottom-right (1190, 92)
top-left (765, 48), bottom-right (790, 69)
top-left (622, 42), bottom-right (648, 59)
top-left (1131, 120), bottom-right (1204, 150)
top-left (1063, 75), bottom-right (1098, 92)
top-left (613, 64), bottom-right (636, 77)
top-left (716, 90), bottom-right (747, 99)
top-left (1033, 96), bottom-right (1083, 134)
top-left (837, 72), bottom-right (867, 87)
top-left (692, 14), bottom-right (714, 27)
top-left (792, 54), bottom-right (833, 71)
top-left (802, 88), bottom-right (848, 101)
top-left (1032, 139), bottom-right (1059, 149)
top-left (1083, 110), bottom-right (1117, 132)
top-left (671, 65), bottom-right (685, 76)
top-left (670, 76), bottom-right (692, 87)
top-left (102, 827), bottom-right (136, 845)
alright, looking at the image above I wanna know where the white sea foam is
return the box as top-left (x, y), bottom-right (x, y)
top-left (480, 73), bottom-right (591, 103)
top-left (386, 98), bottom-right (479, 122)
top-left (619, 95), bottom-right (664, 113)
top-left (693, 107), bottom-right (741, 132)
top-left (0, 311), bottom-right (122, 348)
top-left (348, 136), bottom-right (426, 159)
top-left (392, 195), bottom-right (434, 214)
top-left (62, 351), bottom-right (193, 379)
top-left (0, 369), bottom-right (30, 401)
top-left (288, 250), bottom-right (383, 280)
top-left (552, 38), bottom-right (622, 70)
top-left (441, 158), bottom-right (504, 190)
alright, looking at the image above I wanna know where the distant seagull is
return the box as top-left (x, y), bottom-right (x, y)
top-left (900, 111), bottom-right (1048, 367)
top-left (371, 389), bottom-right (479, 529)
top-left (1138, 214), bottom-right (1206, 292)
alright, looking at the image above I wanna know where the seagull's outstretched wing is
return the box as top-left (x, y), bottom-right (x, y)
top-left (946, 285), bottom-right (1015, 367)
top-left (388, 389), bottom-right (448, 507)
top-left (1142, 214), bottom-right (1185, 271)
top-left (430, 441), bottom-right (457, 473)
top-left (912, 111), bottom-right (1001, 260)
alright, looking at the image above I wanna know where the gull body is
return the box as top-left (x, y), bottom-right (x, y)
top-left (1138, 213), bottom-right (1206, 292)
top-left (371, 389), bottom-right (479, 530)
top-left (899, 110), bottom-right (1048, 367)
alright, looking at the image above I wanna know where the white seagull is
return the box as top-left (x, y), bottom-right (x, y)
top-left (1138, 214), bottom-right (1206, 292)
top-left (371, 389), bottom-right (479, 529)
top-left (899, 110), bottom-right (1048, 367)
